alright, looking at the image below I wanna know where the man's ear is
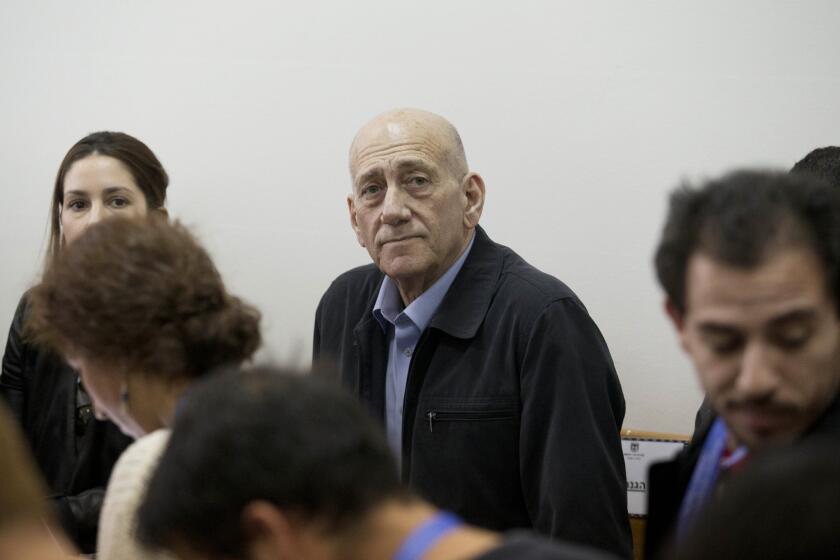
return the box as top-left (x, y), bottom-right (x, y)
top-left (155, 207), bottom-right (169, 221)
top-left (347, 194), bottom-right (365, 247)
top-left (462, 173), bottom-right (485, 229)
top-left (664, 297), bottom-right (692, 353)
top-left (664, 297), bottom-right (684, 331)
top-left (241, 501), bottom-right (297, 560)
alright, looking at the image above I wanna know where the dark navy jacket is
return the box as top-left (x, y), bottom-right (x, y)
top-left (314, 226), bottom-right (631, 558)
top-left (646, 395), bottom-right (840, 559)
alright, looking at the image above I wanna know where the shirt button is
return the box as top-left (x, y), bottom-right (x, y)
top-left (404, 347), bottom-right (413, 357)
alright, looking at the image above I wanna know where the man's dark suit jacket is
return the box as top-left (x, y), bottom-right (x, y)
top-left (314, 226), bottom-right (632, 558)
top-left (646, 395), bottom-right (840, 559)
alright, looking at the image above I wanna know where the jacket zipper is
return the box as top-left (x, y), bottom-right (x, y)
top-left (426, 409), bottom-right (515, 432)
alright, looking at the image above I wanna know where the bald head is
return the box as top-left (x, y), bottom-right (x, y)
top-left (350, 108), bottom-right (468, 179)
top-left (345, 107), bottom-right (485, 304)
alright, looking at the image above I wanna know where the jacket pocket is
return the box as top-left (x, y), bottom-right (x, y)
top-left (409, 398), bottom-right (524, 530)
top-left (424, 408), bottom-right (515, 432)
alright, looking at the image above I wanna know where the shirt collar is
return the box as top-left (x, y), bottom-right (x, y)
top-left (373, 233), bottom-right (475, 333)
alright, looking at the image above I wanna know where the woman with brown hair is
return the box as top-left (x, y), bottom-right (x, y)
top-left (26, 215), bottom-right (261, 559)
top-left (0, 131), bottom-right (169, 553)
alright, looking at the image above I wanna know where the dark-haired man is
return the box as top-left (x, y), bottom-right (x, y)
top-left (136, 367), bottom-right (618, 560)
top-left (791, 145), bottom-right (840, 186)
top-left (313, 108), bottom-right (630, 557)
top-left (691, 146), bottom-right (840, 436)
top-left (648, 170), bottom-right (840, 558)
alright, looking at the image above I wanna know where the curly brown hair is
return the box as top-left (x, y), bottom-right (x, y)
top-left (27, 216), bottom-right (261, 379)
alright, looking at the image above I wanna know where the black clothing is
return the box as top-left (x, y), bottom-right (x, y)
top-left (646, 395), bottom-right (840, 560)
top-left (314, 227), bottom-right (631, 558)
top-left (691, 397), bottom-right (714, 442)
top-left (479, 531), bottom-right (620, 560)
top-left (1, 295), bottom-right (132, 553)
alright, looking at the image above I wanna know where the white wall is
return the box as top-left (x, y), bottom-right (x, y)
top-left (2, 1), bottom-right (839, 434)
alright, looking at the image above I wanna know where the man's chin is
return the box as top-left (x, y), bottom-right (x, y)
top-left (725, 419), bottom-right (800, 451)
top-left (378, 257), bottom-right (427, 281)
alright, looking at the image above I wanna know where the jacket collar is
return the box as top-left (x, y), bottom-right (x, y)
top-left (355, 225), bottom-right (502, 342)
top-left (428, 225), bottom-right (503, 339)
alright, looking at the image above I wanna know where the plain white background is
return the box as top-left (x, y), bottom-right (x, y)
top-left (1, 1), bottom-right (839, 434)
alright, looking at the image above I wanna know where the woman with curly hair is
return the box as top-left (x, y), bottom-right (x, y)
top-left (26, 216), bottom-right (261, 559)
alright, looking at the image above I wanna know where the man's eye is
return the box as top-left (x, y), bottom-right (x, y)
top-left (703, 334), bottom-right (742, 355)
top-left (408, 176), bottom-right (429, 187)
top-left (777, 336), bottom-right (808, 350)
top-left (712, 341), bottom-right (741, 355)
top-left (362, 185), bottom-right (382, 197)
top-left (772, 326), bottom-right (812, 350)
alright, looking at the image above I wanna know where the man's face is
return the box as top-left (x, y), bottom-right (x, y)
top-left (674, 248), bottom-right (840, 450)
top-left (348, 117), bottom-right (476, 297)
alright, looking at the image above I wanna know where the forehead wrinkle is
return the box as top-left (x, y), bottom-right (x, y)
top-left (687, 250), bottom-right (829, 306)
top-left (355, 140), bottom-right (443, 164)
top-left (693, 290), bottom-right (818, 312)
top-left (690, 298), bottom-right (822, 331)
top-left (352, 142), bottom-right (444, 181)
top-left (768, 309), bottom-right (817, 326)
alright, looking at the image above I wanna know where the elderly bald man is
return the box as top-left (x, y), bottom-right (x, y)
top-left (313, 109), bottom-right (631, 558)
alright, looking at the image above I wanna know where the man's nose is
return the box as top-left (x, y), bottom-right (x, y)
top-left (380, 185), bottom-right (411, 225)
top-left (735, 342), bottom-right (778, 400)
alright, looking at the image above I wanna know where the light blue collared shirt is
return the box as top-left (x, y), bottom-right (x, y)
top-left (373, 234), bottom-right (475, 461)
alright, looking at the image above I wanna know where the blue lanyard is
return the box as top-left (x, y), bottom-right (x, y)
top-left (393, 512), bottom-right (462, 560)
top-left (676, 418), bottom-right (746, 540)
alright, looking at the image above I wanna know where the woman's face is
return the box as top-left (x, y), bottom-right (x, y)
top-left (68, 355), bottom-right (146, 439)
top-left (61, 154), bottom-right (149, 245)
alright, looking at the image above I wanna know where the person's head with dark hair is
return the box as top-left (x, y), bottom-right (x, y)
top-left (654, 170), bottom-right (840, 451)
top-left (47, 131), bottom-right (169, 267)
top-left (137, 367), bottom-right (614, 560)
top-left (672, 442), bottom-right (840, 560)
top-left (26, 216), bottom-right (261, 438)
top-left (791, 146), bottom-right (840, 188)
top-left (137, 366), bottom-right (405, 558)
